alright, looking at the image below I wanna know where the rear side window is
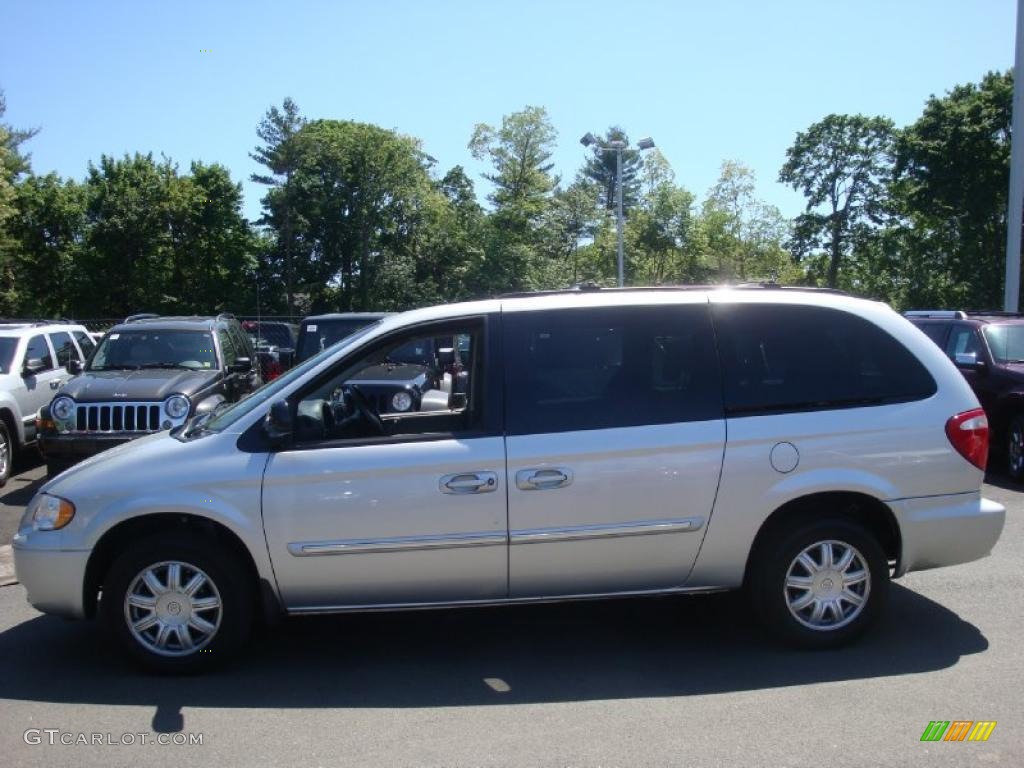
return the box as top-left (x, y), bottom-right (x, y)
top-left (49, 331), bottom-right (79, 365)
top-left (712, 304), bottom-right (936, 415)
top-left (504, 305), bottom-right (723, 435)
top-left (25, 334), bottom-right (55, 371)
top-left (217, 329), bottom-right (237, 366)
top-left (916, 322), bottom-right (949, 346)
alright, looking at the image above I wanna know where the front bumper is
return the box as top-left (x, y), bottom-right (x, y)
top-left (891, 491), bottom-right (1006, 576)
top-left (38, 432), bottom-right (143, 462)
top-left (11, 536), bottom-right (90, 619)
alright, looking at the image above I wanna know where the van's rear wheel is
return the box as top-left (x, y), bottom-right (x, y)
top-left (99, 533), bottom-right (253, 673)
top-left (750, 518), bottom-right (888, 648)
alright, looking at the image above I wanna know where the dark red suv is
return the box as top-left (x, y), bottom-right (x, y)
top-left (907, 310), bottom-right (1024, 478)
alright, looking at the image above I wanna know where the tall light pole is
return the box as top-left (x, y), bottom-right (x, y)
top-left (581, 132), bottom-right (656, 287)
top-left (1006, 0), bottom-right (1024, 311)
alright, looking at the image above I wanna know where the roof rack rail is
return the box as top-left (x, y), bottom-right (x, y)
top-left (498, 283), bottom-right (849, 299)
top-left (0, 317), bottom-right (75, 326)
top-left (904, 310), bottom-right (968, 319)
top-left (124, 313), bottom-right (160, 323)
top-left (964, 310), bottom-right (1024, 317)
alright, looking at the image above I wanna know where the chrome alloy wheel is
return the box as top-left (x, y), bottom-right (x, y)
top-left (124, 561), bottom-right (223, 657)
top-left (0, 431), bottom-right (9, 478)
top-left (784, 540), bottom-right (871, 631)
top-left (1009, 421), bottom-right (1024, 477)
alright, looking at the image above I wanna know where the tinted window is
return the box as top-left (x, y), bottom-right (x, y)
top-left (50, 331), bottom-right (78, 365)
top-left (297, 319), bottom-right (381, 361)
top-left (713, 304), bottom-right (936, 415)
top-left (983, 324), bottom-right (1024, 363)
top-left (0, 338), bottom-right (17, 374)
top-left (218, 329), bottom-right (238, 366)
top-left (504, 305), bottom-right (722, 435)
top-left (73, 330), bottom-right (96, 357)
top-left (25, 334), bottom-right (55, 371)
top-left (916, 322), bottom-right (949, 346)
top-left (946, 325), bottom-right (983, 360)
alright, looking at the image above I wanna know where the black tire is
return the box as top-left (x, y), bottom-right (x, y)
top-left (1006, 415), bottom-right (1024, 481)
top-left (99, 532), bottom-right (253, 674)
top-left (749, 517), bottom-right (889, 649)
top-left (0, 421), bottom-right (12, 488)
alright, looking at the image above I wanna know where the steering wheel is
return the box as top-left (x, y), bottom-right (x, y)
top-left (342, 384), bottom-right (385, 435)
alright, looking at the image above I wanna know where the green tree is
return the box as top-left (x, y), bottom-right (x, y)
top-left (779, 114), bottom-right (895, 288)
top-left (581, 126), bottom-right (643, 213)
top-left (893, 71), bottom-right (1013, 308)
top-left (0, 90), bottom-right (40, 313)
top-left (7, 174), bottom-right (86, 316)
top-left (285, 119), bottom-right (438, 311)
top-left (251, 98), bottom-right (307, 315)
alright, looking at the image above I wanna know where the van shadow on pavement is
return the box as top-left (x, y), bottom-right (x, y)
top-left (0, 582), bottom-right (987, 730)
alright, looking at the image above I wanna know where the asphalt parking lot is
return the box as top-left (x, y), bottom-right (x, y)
top-left (0, 457), bottom-right (1020, 768)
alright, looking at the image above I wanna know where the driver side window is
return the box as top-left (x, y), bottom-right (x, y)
top-left (293, 321), bottom-right (483, 445)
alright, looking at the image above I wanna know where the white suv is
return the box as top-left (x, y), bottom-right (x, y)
top-left (13, 289), bottom-right (1005, 672)
top-left (0, 321), bottom-right (97, 486)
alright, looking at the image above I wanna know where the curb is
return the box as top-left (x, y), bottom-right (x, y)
top-left (0, 545), bottom-right (16, 587)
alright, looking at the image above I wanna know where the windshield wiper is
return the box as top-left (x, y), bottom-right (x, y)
top-left (139, 362), bottom-right (193, 370)
top-left (91, 364), bottom-right (140, 371)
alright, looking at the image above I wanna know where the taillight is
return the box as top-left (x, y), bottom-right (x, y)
top-left (945, 408), bottom-right (989, 470)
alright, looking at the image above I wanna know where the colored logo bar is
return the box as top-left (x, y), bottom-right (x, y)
top-left (920, 721), bottom-right (996, 742)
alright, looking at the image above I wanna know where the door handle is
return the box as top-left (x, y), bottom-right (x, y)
top-left (515, 468), bottom-right (573, 491)
top-left (440, 471), bottom-right (498, 495)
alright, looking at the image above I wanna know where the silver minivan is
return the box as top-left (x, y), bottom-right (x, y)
top-left (13, 288), bottom-right (1006, 672)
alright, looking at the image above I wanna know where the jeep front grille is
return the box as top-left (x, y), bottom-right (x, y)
top-left (74, 403), bottom-right (164, 433)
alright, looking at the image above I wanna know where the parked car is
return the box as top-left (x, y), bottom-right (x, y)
top-left (0, 320), bottom-right (96, 486)
top-left (905, 310), bottom-right (1024, 479)
top-left (14, 288), bottom-right (1004, 673)
top-left (37, 313), bottom-right (261, 477)
top-left (294, 312), bottom-right (391, 363)
top-left (241, 320), bottom-right (298, 381)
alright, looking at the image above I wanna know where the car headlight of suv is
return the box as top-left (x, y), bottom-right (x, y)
top-left (21, 493), bottom-right (76, 532)
top-left (391, 391), bottom-right (413, 412)
top-left (164, 394), bottom-right (190, 420)
top-left (51, 396), bottom-right (75, 421)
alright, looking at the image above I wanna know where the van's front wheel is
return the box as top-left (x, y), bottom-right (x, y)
top-left (750, 518), bottom-right (888, 648)
top-left (100, 534), bottom-right (253, 673)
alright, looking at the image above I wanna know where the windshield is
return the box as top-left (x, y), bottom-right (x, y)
top-left (296, 319), bottom-right (381, 362)
top-left (983, 325), bottom-right (1024, 363)
top-left (88, 330), bottom-right (217, 371)
top-left (0, 338), bottom-right (17, 374)
top-left (201, 322), bottom-right (381, 433)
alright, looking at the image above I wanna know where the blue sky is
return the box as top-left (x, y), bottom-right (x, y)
top-left (1, 0), bottom-right (1016, 222)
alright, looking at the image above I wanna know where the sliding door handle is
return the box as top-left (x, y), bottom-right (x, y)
top-left (515, 468), bottom-right (573, 491)
top-left (440, 472), bottom-right (498, 495)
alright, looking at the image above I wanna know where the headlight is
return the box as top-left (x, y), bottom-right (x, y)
top-left (51, 396), bottom-right (74, 421)
top-left (164, 394), bottom-right (190, 419)
top-left (391, 391), bottom-right (413, 412)
top-left (23, 493), bottom-right (76, 531)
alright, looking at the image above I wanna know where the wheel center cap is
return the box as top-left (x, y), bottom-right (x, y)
top-left (821, 577), bottom-right (834, 591)
top-left (156, 593), bottom-right (190, 625)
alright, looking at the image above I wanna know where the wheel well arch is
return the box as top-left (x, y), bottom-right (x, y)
top-left (82, 513), bottom-right (262, 620)
top-left (743, 491), bottom-right (901, 586)
top-left (0, 407), bottom-right (19, 447)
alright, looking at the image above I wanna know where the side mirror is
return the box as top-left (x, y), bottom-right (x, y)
top-left (230, 357), bottom-right (252, 374)
top-left (22, 358), bottom-right (47, 376)
top-left (263, 400), bottom-right (293, 445)
top-left (954, 351), bottom-right (986, 371)
top-left (438, 347), bottom-right (455, 367)
top-left (66, 358), bottom-right (83, 375)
